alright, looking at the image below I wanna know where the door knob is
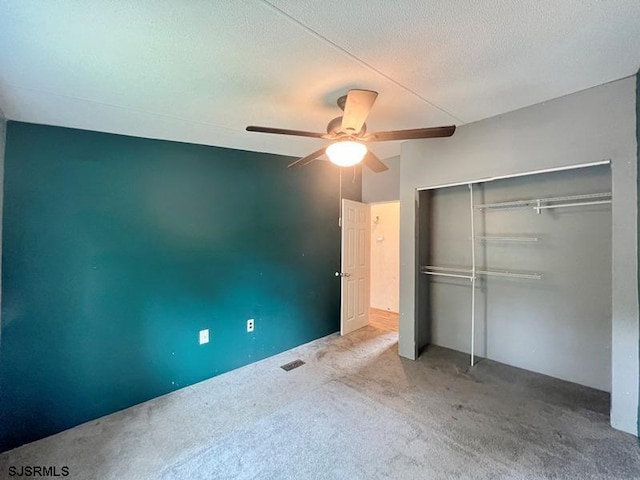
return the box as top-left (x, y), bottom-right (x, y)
top-left (335, 272), bottom-right (351, 277)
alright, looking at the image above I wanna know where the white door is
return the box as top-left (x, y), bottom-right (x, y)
top-left (339, 199), bottom-right (371, 335)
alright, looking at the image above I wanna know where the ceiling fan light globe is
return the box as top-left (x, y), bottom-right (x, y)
top-left (326, 141), bottom-right (367, 167)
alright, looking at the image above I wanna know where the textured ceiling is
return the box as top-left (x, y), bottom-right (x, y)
top-left (0, 1), bottom-right (639, 160)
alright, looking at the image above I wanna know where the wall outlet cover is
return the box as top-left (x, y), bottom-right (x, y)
top-left (247, 319), bottom-right (254, 332)
top-left (199, 329), bottom-right (209, 345)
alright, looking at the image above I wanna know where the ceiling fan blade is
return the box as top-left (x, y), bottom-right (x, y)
top-left (246, 126), bottom-right (325, 139)
top-left (362, 151), bottom-right (388, 173)
top-left (367, 125), bottom-right (456, 142)
top-left (341, 89), bottom-right (378, 134)
top-left (287, 147), bottom-right (327, 168)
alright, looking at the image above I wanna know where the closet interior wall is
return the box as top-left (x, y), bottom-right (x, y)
top-left (417, 164), bottom-right (612, 392)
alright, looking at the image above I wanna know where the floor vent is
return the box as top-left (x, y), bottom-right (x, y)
top-left (281, 359), bottom-right (305, 372)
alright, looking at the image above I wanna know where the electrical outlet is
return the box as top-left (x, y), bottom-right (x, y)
top-left (247, 319), bottom-right (254, 332)
top-left (199, 329), bottom-right (209, 345)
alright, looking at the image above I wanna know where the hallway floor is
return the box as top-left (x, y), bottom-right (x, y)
top-left (369, 307), bottom-right (399, 332)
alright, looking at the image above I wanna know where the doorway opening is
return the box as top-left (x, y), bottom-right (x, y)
top-left (369, 201), bottom-right (400, 332)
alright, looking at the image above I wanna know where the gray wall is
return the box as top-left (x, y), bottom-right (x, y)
top-left (637, 71), bottom-right (640, 435)
top-left (363, 155), bottom-right (400, 203)
top-left (400, 76), bottom-right (638, 434)
top-left (0, 106), bottom-right (5, 329)
top-left (423, 166), bottom-right (611, 391)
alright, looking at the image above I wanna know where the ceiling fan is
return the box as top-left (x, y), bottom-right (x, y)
top-left (246, 89), bottom-right (456, 172)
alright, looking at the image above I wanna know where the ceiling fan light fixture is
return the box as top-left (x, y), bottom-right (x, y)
top-left (326, 141), bottom-right (367, 167)
top-left (246, 89), bottom-right (454, 172)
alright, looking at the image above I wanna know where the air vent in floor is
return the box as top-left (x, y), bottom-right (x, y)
top-left (280, 359), bottom-right (305, 372)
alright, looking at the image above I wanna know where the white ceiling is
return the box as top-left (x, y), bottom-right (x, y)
top-left (0, 1), bottom-right (639, 160)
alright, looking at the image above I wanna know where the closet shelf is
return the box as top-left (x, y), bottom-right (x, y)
top-left (477, 269), bottom-right (542, 280)
top-left (474, 192), bottom-right (611, 212)
top-left (474, 236), bottom-right (539, 243)
top-left (420, 265), bottom-right (542, 280)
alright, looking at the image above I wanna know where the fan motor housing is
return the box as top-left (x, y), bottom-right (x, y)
top-left (326, 116), bottom-right (366, 137)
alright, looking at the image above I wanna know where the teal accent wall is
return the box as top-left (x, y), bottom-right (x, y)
top-left (0, 111), bottom-right (5, 320)
top-left (0, 122), bottom-right (360, 452)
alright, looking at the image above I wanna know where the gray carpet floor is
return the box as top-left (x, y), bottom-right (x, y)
top-left (1, 325), bottom-right (639, 479)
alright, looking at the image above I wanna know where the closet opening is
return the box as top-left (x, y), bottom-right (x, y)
top-left (416, 162), bottom-right (612, 398)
